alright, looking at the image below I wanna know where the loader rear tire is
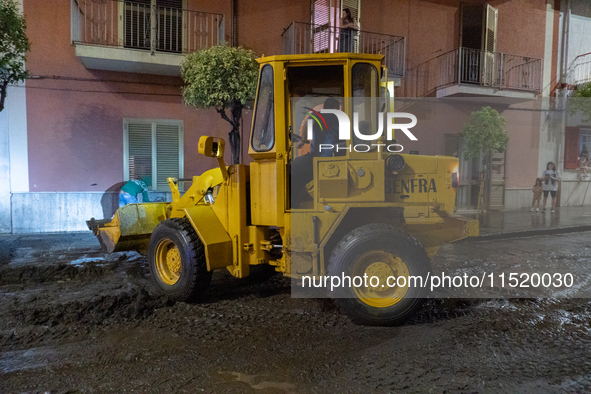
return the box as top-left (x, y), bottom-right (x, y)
top-left (148, 218), bottom-right (211, 302)
top-left (328, 224), bottom-right (430, 326)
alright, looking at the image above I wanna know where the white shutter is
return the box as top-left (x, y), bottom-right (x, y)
top-left (156, 124), bottom-right (182, 190)
top-left (127, 123), bottom-right (152, 181)
top-left (482, 4), bottom-right (498, 86)
top-left (484, 4), bottom-right (498, 53)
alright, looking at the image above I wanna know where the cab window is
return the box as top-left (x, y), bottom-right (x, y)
top-left (352, 62), bottom-right (379, 98)
top-left (352, 63), bottom-right (379, 143)
top-left (251, 65), bottom-right (275, 152)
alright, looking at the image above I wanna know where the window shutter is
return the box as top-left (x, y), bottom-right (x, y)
top-left (484, 5), bottom-right (498, 53)
top-left (156, 124), bottom-right (181, 190)
top-left (128, 123), bottom-right (153, 181)
top-left (312, 0), bottom-right (329, 28)
top-left (156, 0), bottom-right (183, 53)
top-left (125, 0), bottom-right (151, 49)
top-left (565, 127), bottom-right (580, 170)
top-left (481, 5), bottom-right (498, 86)
top-left (157, 0), bottom-right (181, 7)
top-left (312, 0), bottom-right (330, 53)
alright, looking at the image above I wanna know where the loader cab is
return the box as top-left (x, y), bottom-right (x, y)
top-left (248, 54), bottom-right (384, 224)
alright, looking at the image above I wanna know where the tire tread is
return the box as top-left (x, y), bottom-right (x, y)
top-left (148, 218), bottom-right (211, 302)
top-left (328, 224), bottom-right (430, 326)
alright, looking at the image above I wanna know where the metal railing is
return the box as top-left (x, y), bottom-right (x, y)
top-left (436, 47), bottom-right (542, 93)
top-left (282, 21), bottom-right (406, 78)
top-left (71, 0), bottom-right (224, 54)
top-left (567, 52), bottom-right (591, 87)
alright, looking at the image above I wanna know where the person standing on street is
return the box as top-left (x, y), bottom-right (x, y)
top-left (542, 162), bottom-right (560, 213)
top-left (531, 177), bottom-right (543, 213)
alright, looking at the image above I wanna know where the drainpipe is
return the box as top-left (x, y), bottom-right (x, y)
top-left (556, 0), bottom-right (570, 208)
top-left (559, 0), bottom-right (570, 171)
top-left (231, 0), bottom-right (238, 47)
top-left (150, 0), bottom-right (157, 55)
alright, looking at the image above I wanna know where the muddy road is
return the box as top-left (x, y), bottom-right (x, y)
top-left (1, 232), bottom-right (591, 393)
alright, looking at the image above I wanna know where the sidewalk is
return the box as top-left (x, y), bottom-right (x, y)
top-left (460, 205), bottom-right (591, 240)
top-left (1, 206), bottom-right (591, 263)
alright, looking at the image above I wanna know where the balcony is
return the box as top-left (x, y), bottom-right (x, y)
top-left (433, 48), bottom-right (542, 99)
top-left (281, 21), bottom-right (405, 78)
top-left (70, 0), bottom-right (224, 76)
top-left (567, 52), bottom-right (591, 88)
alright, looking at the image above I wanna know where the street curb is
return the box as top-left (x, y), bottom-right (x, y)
top-left (457, 225), bottom-right (591, 242)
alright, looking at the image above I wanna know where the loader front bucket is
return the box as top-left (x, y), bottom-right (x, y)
top-left (87, 203), bottom-right (168, 254)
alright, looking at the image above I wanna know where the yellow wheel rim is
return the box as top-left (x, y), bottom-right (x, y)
top-left (352, 251), bottom-right (410, 308)
top-left (155, 239), bottom-right (182, 285)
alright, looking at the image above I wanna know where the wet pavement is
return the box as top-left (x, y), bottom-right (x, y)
top-left (1, 230), bottom-right (591, 392)
top-left (2, 208), bottom-right (591, 392)
top-left (462, 205), bottom-right (591, 238)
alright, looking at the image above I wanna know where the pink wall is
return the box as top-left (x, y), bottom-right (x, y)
top-left (23, 0), bottom-right (242, 192)
top-left (503, 104), bottom-right (542, 188)
top-left (237, 0), bottom-right (310, 56)
top-left (21, 0), bottom-right (556, 194)
top-left (494, 0), bottom-right (547, 58)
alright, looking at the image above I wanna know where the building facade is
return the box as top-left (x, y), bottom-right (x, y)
top-left (1, 0), bottom-right (584, 233)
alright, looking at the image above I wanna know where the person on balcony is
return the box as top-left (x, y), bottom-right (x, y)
top-left (338, 8), bottom-right (358, 53)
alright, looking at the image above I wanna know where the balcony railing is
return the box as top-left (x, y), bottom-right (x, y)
top-left (71, 0), bottom-right (224, 54)
top-left (567, 52), bottom-right (591, 87)
top-left (282, 21), bottom-right (405, 78)
top-left (436, 47), bottom-right (542, 93)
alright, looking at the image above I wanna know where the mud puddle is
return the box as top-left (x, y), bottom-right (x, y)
top-left (0, 254), bottom-right (171, 350)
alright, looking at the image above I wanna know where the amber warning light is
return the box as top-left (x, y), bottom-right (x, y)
top-left (451, 166), bottom-right (459, 188)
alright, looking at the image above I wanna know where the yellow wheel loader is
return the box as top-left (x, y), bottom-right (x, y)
top-left (88, 53), bottom-right (479, 326)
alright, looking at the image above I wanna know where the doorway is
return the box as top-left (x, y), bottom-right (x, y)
top-left (445, 134), bottom-right (505, 210)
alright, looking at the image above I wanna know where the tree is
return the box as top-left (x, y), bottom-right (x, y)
top-left (462, 106), bottom-right (508, 213)
top-left (181, 45), bottom-right (258, 164)
top-left (0, 0), bottom-right (30, 112)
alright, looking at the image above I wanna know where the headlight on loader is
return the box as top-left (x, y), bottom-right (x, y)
top-left (386, 154), bottom-right (405, 172)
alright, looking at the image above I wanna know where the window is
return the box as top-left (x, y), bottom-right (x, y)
top-left (124, 120), bottom-right (183, 191)
top-left (124, 0), bottom-right (183, 53)
top-left (565, 127), bottom-right (591, 169)
top-left (352, 62), bottom-right (378, 98)
top-left (352, 63), bottom-right (379, 144)
top-left (251, 65), bottom-right (275, 152)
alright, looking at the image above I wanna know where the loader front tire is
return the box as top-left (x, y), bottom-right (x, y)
top-left (148, 218), bottom-right (211, 302)
top-left (328, 224), bottom-right (430, 326)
